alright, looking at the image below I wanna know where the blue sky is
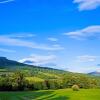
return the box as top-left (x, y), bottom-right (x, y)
top-left (0, 0), bottom-right (100, 73)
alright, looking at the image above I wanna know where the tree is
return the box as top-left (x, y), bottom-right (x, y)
top-left (12, 71), bottom-right (26, 90)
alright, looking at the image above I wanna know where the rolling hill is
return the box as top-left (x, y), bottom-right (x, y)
top-left (0, 57), bottom-right (99, 77)
top-left (0, 57), bottom-right (61, 71)
top-left (0, 57), bottom-right (67, 79)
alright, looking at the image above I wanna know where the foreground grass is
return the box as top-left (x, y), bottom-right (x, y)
top-left (0, 89), bottom-right (100, 100)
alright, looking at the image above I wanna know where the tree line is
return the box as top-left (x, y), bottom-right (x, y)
top-left (0, 71), bottom-right (100, 91)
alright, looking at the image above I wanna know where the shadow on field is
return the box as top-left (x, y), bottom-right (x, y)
top-left (19, 90), bottom-right (69, 100)
top-left (0, 90), bottom-right (69, 100)
top-left (30, 91), bottom-right (69, 100)
top-left (40, 95), bottom-right (69, 100)
top-left (48, 96), bottom-right (69, 100)
top-left (19, 91), bottom-right (54, 100)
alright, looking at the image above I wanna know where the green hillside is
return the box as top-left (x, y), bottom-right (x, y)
top-left (0, 57), bottom-right (68, 80)
top-left (0, 57), bottom-right (100, 91)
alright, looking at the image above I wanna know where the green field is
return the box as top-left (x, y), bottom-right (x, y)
top-left (0, 89), bottom-right (100, 100)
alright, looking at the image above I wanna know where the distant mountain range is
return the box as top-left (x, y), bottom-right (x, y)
top-left (0, 57), bottom-right (63, 72)
top-left (88, 71), bottom-right (100, 76)
top-left (0, 57), bottom-right (100, 76)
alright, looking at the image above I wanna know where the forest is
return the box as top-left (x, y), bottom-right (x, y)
top-left (0, 66), bottom-right (100, 91)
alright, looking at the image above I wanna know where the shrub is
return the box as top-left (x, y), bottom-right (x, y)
top-left (72, 85), bottom-right (79, 91)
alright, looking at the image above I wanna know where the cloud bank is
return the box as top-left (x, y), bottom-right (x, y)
top-left (74, 0), bottom-right (100, 11)
top-left (64, 25), bottom-right (100, 40)
top-left (76, 55), bottom-right (97, 62)
top-left (0, 36), bottom-right (64, 51)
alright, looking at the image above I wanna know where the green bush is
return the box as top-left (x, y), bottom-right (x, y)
top-left (72, 85), bottom-right (79, 91)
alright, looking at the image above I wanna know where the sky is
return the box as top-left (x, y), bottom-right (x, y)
top-left (0, 0), bottom-right (100, 73)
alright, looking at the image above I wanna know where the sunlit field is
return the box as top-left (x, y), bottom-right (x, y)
top-left (0, 89), bottom-right (100, 100)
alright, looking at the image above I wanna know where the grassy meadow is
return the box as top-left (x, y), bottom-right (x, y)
top-left (0, 89), bottom-right (100, 100)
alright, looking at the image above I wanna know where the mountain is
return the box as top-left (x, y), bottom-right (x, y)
top-left (0, 57), bottom-right (26, 68)
top-left (0, 57), bottom-right (68, 80)
top-left (88, 71), bottom-right (100, 76)
top-left (0, 57), bottom-right (64, 72)
top-left (1, 57), bottom-right (100, 77)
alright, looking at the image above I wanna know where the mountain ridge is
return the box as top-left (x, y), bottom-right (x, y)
top-left (0, 57), bottom-right (26, 67)
top-left (88, 71), bottom-right (100, 76)
top-left (0, 57), bottom-right (65, 72)
top-left (1, 56), bottom-right (100, 76)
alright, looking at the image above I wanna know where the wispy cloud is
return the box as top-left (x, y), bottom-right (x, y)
top-left (64, 25), bottom-right (100, 40)
top-left (0, 0), bottom-right (14, 4)
top-left (73, 0), bottom-right (100, 11)
top-left (1, 33), bottom-right (36, 39)
top-left (0, 36), bottom-right (64, 51)
top-left (19, 54), bottom-right (57, 66)
top-left (0, 48), bottom-right (15, 53)
top-left (76, 55), bottom-right (97, 62)
top-left (47, 37), bottom-right (58, 42)
top-left (8, 33), bottom-right (36, 38)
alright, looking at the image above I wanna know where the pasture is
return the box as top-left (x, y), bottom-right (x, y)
top-left (0, 89), bottom-right (100, 100)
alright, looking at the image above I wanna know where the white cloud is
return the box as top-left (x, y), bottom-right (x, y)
top-left (1, 33), bottom-right (36, 39)
top-left (9, 33), bottom-right (36, 38)
top-left (0, 48), bottom-right (15, 53)
top-left (0, 36), bottom-right (64, 51)
top-left (0, 0), bottom-right (14, 4)
top-left (64, 25), bottom-right (100, 40)
top-left (76, 55), bottom-right (97, 62)
top-left (74, 0), bottom-right (100, 11)
top-left (19, 54), bottom-right (57, 66)
top-left (47, 37), bottom-right (58, 42)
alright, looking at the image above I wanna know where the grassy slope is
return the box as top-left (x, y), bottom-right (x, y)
top-left (0, 67), bottom-right (66, 80)
top-left (0, 89), bottom-right (100, 100)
